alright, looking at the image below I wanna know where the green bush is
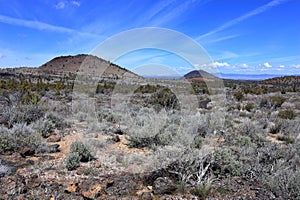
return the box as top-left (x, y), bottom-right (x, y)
top-left (214, 149), bottom-right (242, 176)
top-left (134, 84), bottom-right (161, 94)
top-left (269, 96), bottom-right (286, 108)
top-left (70, 141), bottom-right (94, 162)
top-left (245, 102), bottom-right (254, 112)
top-left (148, 88), bottom-right (180, 110)
top-left (233, 91), bottom-right (244, 101)
top-left (46, 112), bottom-right (70, 130)
top-left (190, 184), bottom-right (211, 199)
top-left (65, 152), bottom-right (81, 171)
top-left (0, 124), bottom-right (41, 154)
top-left (9, 105), bottom-right (45, 125)
top-left (33, 119), bottom-right (54, 138)
top-left (194, 137), bottom-right (203, 149)
top-left (278, 110), bottom-right (296, 120)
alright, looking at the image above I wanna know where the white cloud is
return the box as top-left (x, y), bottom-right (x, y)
top-left (241, 63), bottom-right (248, 68)
top-left (292, 64), bottom-right (300, 68)
top-left (71, 1), bottom-right (80, 7)
top-left (55, 1), bottom-right (66, 9)
top-left (279, 64), bottom-right (285, 68)
top-left (263, 62), bottom-right (272, 68)
top-left (202, 61), bottom-right (230, 68)
top-left (0, 53), bottom-right (3, 59)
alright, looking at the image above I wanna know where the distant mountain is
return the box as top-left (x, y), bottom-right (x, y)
top-left (38, 54), bottom-right (139, 78)
top-left (183, 70), bottom-right (219, 81)
top-left (217, 73), bottom-right (284, 80)
top-left (262, 75), bottom-right (300, 84)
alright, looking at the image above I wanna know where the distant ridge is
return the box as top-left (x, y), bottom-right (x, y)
top-left (183, 70), bottom-right (219, 81)
top-left (38, 54), bottom-right (139, 78)
top-left (262, 75), bottom-right (300, 84)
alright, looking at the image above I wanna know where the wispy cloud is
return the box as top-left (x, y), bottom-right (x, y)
top-left (0, 14), bottom-right (99, 38)
top-left (200, 34), bottom-right (239, 44)
top-left (150, 0), bottom-right (204, 26)
top-left (55, 1), bottom-right (80, 9)
top-left (0, 53), bottom-right (4, 59)
top-left (71, 1), bottom-right (80, 7)
top-left (198, 0), bottom-right (289, 39)
top-left (55, 1), bottom-right (66, 9)
top-left (141, 0), bottom-right (176, 23)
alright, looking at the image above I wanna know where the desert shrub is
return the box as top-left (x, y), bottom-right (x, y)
top-left (69, 141), bottom-right (94, 162)
top-left (269, 96), bottom-right (286, 108)
top-left (147, 88), bottom-right (180, 110)
top-left (235, 135), bottom-right (252, 147)
top-left (176, 182), bottom-right (187, 194)
top-left (257, 143), bottom-right (300, 198)
top-left (190, 184), bottom-right (212, 199)
top-left (278, 109), bottom-right (296, 120)
top-left (269, 119), bottom-right (289, 134)
top-left (237, 121), bottom-right (255, 136)
top-left (9, 105), bottom-right (45, 125)
top-left (259, 97), bottom-right (271, 108)
top-left (0, 124), bottom-right (41, 154)
top-left (134, 84), bottom-right (160, 94)
top-left (213, 148), bottom-right (242, 177)
top-left (33, 119), bottom-right (54, 138)
top-left (264, 169), bottom-right (300, 199)
top-left (233, 91), bottom-right (244, 101)
top-left (46, 112), bottom-right (70, 130)
top-left (65, 152), bottom-right (81, 171)
top-left (237, 121), bottom-right (266, 146)
top-left (194, 137), bottom-right (203, 149)
top-left (98, 112), bottom-right (119, 123)
top-left (236, 103), bottom-right (242, 110)
top-left (95, 81), bottom-right (116, 94)
top-left (127, 133), bottom-right (166, 148)
top-left (245, 102), bottom-right (254, 112)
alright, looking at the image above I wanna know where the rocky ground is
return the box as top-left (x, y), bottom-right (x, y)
top-left (0, 120), bottom-right (280, 200)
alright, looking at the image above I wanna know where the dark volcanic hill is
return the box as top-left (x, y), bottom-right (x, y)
top-left (38, 54), bottom-right (139, 78)
top-left (183, 70), bottom-right (219, 81)
top-left (262, 76), bottom-right (300, 85)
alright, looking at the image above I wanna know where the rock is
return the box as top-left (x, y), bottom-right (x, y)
top-left (47, 144), bottom-right (60, 153)
top-left (94, 161), bottom-right (102, 168)
top-left (106, 176), bottom-right (137, 196)
top-left (16, 168), bottom-right (25, 175)
top-left (153, 177), bottom-right (176, 195)
top-left (112, 135), bottom-right (121, 142)
top-left (147, 185), bottom-right (153, 190)
top-left (65, 181), bottom-right (78, 193)
top-left (46, 135), bottom-right (61, 142)
top-left (76, 166), bottom-right (86, 175)
top-left (78, 180), bottom-right (106, 199)
top-left (106, 178), bottom-right (114, 188)
top-left (19, 147), bottom-right (35, 158)
top-left (36, 143), bottom-right (60, 154)
top-left (0, 165), bottom-right (10, 177)
top-left (141, 191), bottom-right (153, 200)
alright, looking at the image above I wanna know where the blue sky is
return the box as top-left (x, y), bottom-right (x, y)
top-left (0, 0), bottom-right (299, 75)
